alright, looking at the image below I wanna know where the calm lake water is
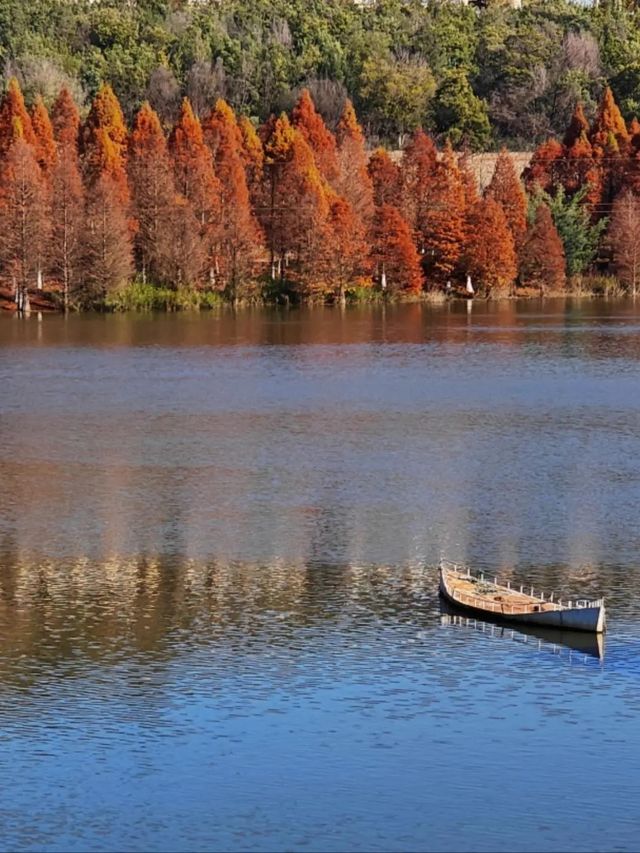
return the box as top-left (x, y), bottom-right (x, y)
top-left (1, 300), bottom-right (640, 852)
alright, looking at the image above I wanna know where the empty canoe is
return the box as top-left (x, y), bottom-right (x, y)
top-left (438, 563), bottom-right (606, 634)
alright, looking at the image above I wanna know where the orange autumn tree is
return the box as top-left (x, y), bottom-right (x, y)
top-left (590, 87), bottom-right (628, 156)
top-left (50, 86), bottom-right (84, 310)
top-left (420, 141), bottom-right (467, 286)
top-left (51, 86), bottom-right (80, 149)
top-left (400, 129), bottom-right (438, 242)
top-left (335, 99), bottom-right (374, 226)
top-left (202, 99), bottom-right (264, 298)
top-left (81, 83), bottom-right (129, 204)
top-left (484, 148), bottom-right (528, 251)
top-left (608, 190), bottom-right (640, 296)
top-left (128, 102), bottom-right (178, 285)
top-left (523, 138), bottom-right (563, 194)
top-left (31, 96), bottom-right (57, 178)
top-left (259, 114), bottom-right (332, 293)
top-left (368, 148), bottom-right (401, 208)
top-left (371, 203), bottom-right (423, 294)
top-left (457, 148), bottom-right (480, 208)
top-left (238, 115), bottom-right (264, 203)
top-left (291, 89), bottom-right (339, 183)
top-left (563, 102), bottom-right (590, 150)
top-left (169, 98), bottom-right (222, 287)
top-left (463, 197), bottom-right (517, 294)
top-left (84, 172), bottom-right (134, 300)
top-left (519, 203), bottom-right (566, 293)
top-left (317, 196), bottom-right (372, 302)
top-left (0, 137), bottom-right (50, 303)
top-left (81, 85), bottom-right (133, 298)
top-left (590, 87), bottom-right (629, 208)
top-left (0, 78), bottom-right (36, 157)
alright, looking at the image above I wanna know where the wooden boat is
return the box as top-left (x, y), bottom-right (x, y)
top-left (439, 561), bottom-right (606, 633)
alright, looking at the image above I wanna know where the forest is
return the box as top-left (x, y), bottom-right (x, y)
top-left (2, 76), bottom-right (640, 311)
top-left (1, 0), bottom-right (640, 309)
top-left (1, 0), bottom-right (639, 149)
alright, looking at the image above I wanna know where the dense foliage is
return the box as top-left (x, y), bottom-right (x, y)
top-left (3, 76), bottom-right (640, 310)
top-left (2, 0), bottom-right (640, 149)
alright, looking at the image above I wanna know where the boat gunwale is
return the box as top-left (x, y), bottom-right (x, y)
top-left (439, 562), bottom-right (605, 618)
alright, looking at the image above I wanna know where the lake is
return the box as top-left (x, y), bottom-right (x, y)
top-left (1, 299), bottom-right (639, 852)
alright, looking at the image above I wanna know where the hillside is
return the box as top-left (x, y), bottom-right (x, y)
top-left (0, 0), bottom-right (638, 148)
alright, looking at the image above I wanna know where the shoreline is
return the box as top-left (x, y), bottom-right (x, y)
top-left (1, 285), bottom-right (632, 316)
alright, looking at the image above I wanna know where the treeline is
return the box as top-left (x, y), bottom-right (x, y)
top-left (2, 0), bottom-right (640, 149)
top-left (0, 77), bottom-right (538, 308)
top-left (3, 79), bottom-right (640, 309)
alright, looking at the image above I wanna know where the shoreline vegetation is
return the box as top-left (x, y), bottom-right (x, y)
top-left (2, 77), bottom-right (640, 313)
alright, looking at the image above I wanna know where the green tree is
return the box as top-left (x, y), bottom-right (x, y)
top-left (359, 53), bottom-right (436, 145)
top-left (433, 71), bottom-right (491, 150)
top-left (530, 185), bottom-right (607, 277)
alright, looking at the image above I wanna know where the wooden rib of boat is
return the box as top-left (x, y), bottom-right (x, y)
top-left (438, 562), bottom-right (606, 634)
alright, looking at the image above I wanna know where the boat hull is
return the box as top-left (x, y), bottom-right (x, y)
top-left (439, 574), bottom-right (605, 633)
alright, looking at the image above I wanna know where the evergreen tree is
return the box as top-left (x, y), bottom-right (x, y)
top-left (533, 185), bottom-right (607, 277)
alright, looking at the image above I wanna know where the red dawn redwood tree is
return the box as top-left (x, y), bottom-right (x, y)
top-left (259, 113), bottom-right (332, 288)
top-left (335, 99), bottom-right (374, 226)
top-left (128, 102), bottom-right (178, 284)
top-left (420, 142), bottom-right (467, 286)
top-left (371, 203), bottom-right (423, 294)
top-left (368, 148), bottom-right (401, 208)
top-left (31, 96), bottom-right (57, 178)
top-left (523, 138), bottom-right (563, 194)
top-left (50, 87), bottom-right (84, 310)
top-left (317, 196), bottom-right (372, 302)
top-left (0, 78), bottom-right (36, 157)
top-left (484, 148), bottom-right (528, 251)
top-left (400, 128), bottom-right (438, 238)
top-left (519, 203), bottom-right (566, 293)
top-left (202, 99), bottom-right (263, 297)
top-left (169, 98), bottom-right (222, 287)
top-left (51, 87), bottom-right (80, 149)
top-left (563, 103), bottom-right (590, 150)
top-left (238, 115), bottom-right (264, 202)
top-left (590, 87), bottom-right (629, 156)
top-left (81, 83), bottom-right (129, 204)
top-left (0, 138), bottom-right (50, 306)
top-left (463, 197), bottom-right (517, 294)
top-left (609, 190), bottom-right (640, 296)
top-left (83, 171), bottom-right (134, 301)
top-left (292, 89), bottom-right (339, 183)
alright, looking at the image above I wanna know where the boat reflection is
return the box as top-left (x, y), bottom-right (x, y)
top-left (439, 600), bottom-right (605, 662)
